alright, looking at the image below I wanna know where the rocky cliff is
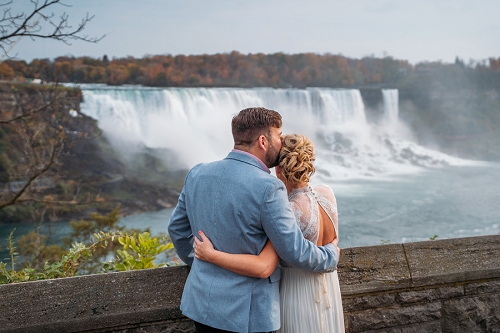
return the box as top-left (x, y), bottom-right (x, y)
top-left (0, 83), bottom-right (186, 223)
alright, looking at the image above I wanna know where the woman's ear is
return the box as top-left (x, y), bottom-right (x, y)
top-left (276, 165), bottom-right (287, 184)
top-left (276, 165), bottom-right (282, 176)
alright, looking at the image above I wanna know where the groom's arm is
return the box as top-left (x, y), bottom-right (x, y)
top-left (168, 182), bottom-right (195, 266)
top-left (261, 181), bottom-right (339, 272)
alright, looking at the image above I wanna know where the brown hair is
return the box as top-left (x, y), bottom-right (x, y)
top-left (278, 134), bottom-right (315, 184)
top-left (231, 107), bottom-right (282, 147)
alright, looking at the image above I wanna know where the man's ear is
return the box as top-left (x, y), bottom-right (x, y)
top-left (256, 134), bottom-right (267, 151)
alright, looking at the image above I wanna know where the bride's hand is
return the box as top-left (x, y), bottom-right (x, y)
top-left (194, 230), bottom-right (216, 262)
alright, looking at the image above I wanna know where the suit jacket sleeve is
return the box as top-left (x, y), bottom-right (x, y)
top-left (261, 180), bottom-right (338, 272)
top-left (168, 177), bottom-right (194, 266)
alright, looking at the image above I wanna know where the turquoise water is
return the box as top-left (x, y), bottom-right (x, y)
top-left (2, 163), bottom-right (499, 261)
top-left (334, 163), bottom-right (500, 247)
top-left (118, 163), bottom-right (500, 248)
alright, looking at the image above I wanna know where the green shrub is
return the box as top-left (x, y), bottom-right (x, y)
top-left (0, 206), bottom-right (175, 284)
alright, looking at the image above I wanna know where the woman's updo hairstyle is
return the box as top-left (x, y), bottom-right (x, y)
top-left (278, 134), bottom-right (315, 184)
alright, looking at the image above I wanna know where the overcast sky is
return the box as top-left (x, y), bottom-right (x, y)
top-left (9, 0), bottom-right (500, 64)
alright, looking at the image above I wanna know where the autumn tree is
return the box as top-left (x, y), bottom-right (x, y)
top-left (490, 57), bottom-right (500, 72)
top-left (0, 61), bottom-right (13, 78)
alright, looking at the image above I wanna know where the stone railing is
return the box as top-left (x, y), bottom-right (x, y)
top-left (1, 234), bottom-right (499, 332)
top-left (339, 234), bottom-right (500, 332)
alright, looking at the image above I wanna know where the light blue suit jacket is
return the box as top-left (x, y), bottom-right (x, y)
top-left (168, 151), bottom-right (338, 333)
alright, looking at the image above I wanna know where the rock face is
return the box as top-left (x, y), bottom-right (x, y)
top-left (0, 234), bottom-right (499, 332)
top-left (0, 83), bottom-right (186, 223)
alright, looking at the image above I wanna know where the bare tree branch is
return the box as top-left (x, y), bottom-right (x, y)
top-left (0, 83), bottom-right (106, 220)
top-left (0, 97), bottom-right (57, 123)
top-left (0, 0), bottom-right (104, 59)
top-left (0, 2), bottom-right (104, 221)
top-left (0, 138), bottom-right (61, 209)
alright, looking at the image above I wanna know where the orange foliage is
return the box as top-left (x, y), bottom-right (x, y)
top-left (107, 64), bottom-right (129, 85)
top-left (0, 62), bottom-right (15, 78)
top-left (336, 57), bottom-right (354, 85)
top-left (490, 58), bottom-right (500, 72)
top-left (6, 52), bottom-right (419, 88)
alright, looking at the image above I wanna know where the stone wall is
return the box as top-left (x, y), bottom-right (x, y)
top-left (339, 235), bottom-right (500, 332)
top-left (1, 234), bottom-right (499, 332)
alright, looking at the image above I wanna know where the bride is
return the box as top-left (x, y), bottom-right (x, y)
top-left (194, 134), bottom-right (345, 333)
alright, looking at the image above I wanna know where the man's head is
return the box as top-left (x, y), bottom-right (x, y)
top-left (232, 107), bottom-right (283, 168)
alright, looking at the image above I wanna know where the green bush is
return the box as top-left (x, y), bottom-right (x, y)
top-left (0, 206), bottom-right (175, 284)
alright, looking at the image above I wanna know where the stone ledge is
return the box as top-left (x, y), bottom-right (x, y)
top-left (0, 266), bottom-right (189, 333)
top-left (337, 244), bottom-right (411, 295)
top-left (403, 234), bottom-right (500, 287)
top-left (338, 234), bottom-right (500, 295)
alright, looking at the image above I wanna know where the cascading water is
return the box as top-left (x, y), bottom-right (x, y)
top-left (79, 85), bottom-right (470, 180)
top-left (382, 89), bottom-right (399, 124)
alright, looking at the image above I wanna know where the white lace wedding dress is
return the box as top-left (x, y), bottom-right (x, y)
top-left (276, 185), bottom-right (345, 333)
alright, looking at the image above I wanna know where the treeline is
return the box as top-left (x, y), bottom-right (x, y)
top-left (1, 52), bottom-right (499, 89)
top-left (0, 52), bottom-right (411, 87)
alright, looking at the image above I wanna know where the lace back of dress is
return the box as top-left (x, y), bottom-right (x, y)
top-left (288, 187), bottom-right (318, 244)
top-left (288, 185), bottom-right (338, 246)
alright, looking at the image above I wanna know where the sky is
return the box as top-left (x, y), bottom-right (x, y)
top-left (8, 0), bottom-right (500, 64)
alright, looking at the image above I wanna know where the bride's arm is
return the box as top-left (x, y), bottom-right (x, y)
top-left (194, 231), bottom-right (279, 279)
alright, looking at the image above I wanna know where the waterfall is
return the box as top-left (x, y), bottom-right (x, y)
top-left (382, 89), bottom-right (399, 124)
top-left (79, 85), bottom-right (469, 180)
top-left (81, 87), bottom-right (366, 166)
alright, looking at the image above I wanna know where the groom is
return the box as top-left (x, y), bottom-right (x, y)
top-left (168, 107), bottom-right (339, 333)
